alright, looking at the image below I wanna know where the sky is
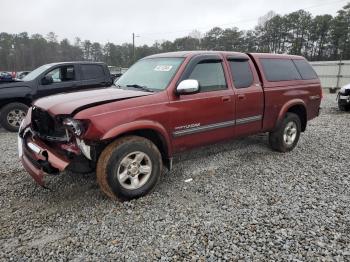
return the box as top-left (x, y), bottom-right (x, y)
top-left (1, 0), bottom-right (349, 46)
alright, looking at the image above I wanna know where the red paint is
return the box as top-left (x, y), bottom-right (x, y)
top-left (19, 134), bottom-right (70, 186)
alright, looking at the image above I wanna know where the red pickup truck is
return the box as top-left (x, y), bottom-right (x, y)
top-left (18, 51), bottom-right (322, 200)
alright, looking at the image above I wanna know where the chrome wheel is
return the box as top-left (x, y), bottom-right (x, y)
top-left (117, 151), bottom-right (152, 190)
top-left (283, 121), bottom-right (297, 146)
top-left (7, 109), bottom-right (26, 128)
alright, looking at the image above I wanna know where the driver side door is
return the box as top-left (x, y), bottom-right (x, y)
top-left (37, 65), bottom-right (79, 98)
top-left (169, 55), bottom-right (236, 153)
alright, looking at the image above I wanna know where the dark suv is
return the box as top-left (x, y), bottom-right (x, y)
top-left (0, 62), bottom-right (112, 131)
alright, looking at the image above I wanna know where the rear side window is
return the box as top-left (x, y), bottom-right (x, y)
top-left (260, 59), bottom-right (301, 82)
top-left (293, 59), bottom-right (318, 80)
top-left (189, 61), bottom-right (227, 92)
top-left (229, 60), bottom-right (254, 88)
top-left (81, 64), bottom-right (105, 80)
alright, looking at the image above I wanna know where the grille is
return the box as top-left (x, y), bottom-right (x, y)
top-left (31, 107), bottom-right (66, 138)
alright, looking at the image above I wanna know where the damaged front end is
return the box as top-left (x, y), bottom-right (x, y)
top-left (19, 106), bottom-right (95, 187)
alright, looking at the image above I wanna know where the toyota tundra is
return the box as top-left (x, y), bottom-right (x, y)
top-left (18, 51), bottom-right (322, 200)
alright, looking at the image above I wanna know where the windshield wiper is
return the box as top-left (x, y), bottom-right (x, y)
top-left (114, 84), bottom-right (125, 89)
top-left (126, 84), bottom-right (155, 93)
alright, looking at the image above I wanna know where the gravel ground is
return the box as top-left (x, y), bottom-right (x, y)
top-left (0, 93), bottom-right (349, 261)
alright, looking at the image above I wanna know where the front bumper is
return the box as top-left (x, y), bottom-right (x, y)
top-left (19, 127), bottom-right (70, 187)
top-left (338, 94), bottom-right (350, 105)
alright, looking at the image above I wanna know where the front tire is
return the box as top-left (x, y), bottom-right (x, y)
top-left (0, 102), bottom-right (29, 132)
top-left (269, 113), bottom-right (301, 152)
top-left (96, 136), bottom-right (162, 200)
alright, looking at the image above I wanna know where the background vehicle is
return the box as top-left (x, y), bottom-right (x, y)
top-left (108, 66), bottom-right (128, 82)
top-left (16, 71), bottom-right (31, 80)
top-left (0, 72), bottom-right (13, 83)
top-left (110, 73), bottom-right (123, 83)
top-left (0, 61), bottom-right (112, 132)
top-left (19, 51), bottom-right (322, 200)
top-left (338, 83), bottom-right (350, 111)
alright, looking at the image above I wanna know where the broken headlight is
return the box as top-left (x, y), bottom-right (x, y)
top-left (62, 118), bottom-right (87, 137)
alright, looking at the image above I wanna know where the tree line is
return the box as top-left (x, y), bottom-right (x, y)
top-left (0, 3), bottom-right (349, 71)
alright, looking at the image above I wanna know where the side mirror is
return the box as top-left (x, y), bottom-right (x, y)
top-left (176, 79), bottom-right (199, 95)
top-left (41, 75), bottom-right (53, 85)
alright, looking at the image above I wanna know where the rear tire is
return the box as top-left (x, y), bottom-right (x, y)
top-left (338, 100), bottom-right (349, 111)
top-left (96, 136), bottom-right (162, 200)
top-left (269, 113), bottom-right (301, 153)
top-left (0, 102), bottom-right (29, 132)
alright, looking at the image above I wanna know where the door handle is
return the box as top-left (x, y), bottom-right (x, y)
top-left (238, 94), bottom-right (246, 100)
top-left (222, 96), bottom-right (231, 102)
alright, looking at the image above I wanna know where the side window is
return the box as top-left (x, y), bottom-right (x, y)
top-left (46, 68), bottom-right (61, 83)
top-left (44, 66), bottom-right (75, 83)
top-left (260, 59), bottom-right (301, 82)
top-left (229, 60), bottom-right (254, 88)
top-left (81, 64), bottom-right (105, 80)
top-left (188, 61), bottom-right (227, 92)
top-left (293, 59), bottom-right (318, 80)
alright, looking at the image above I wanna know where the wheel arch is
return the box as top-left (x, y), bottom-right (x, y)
top-left (0, 97), bottom-right (32, 109)
top-left (100, 121), bottom-right (172, 168)
top-left (276, 100), bottom-right (307, 132)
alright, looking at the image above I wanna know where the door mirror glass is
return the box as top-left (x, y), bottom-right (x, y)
top-left (176, 79), bottom-right (199, 95)
top-left (41, 75), bottom-right (53, 85)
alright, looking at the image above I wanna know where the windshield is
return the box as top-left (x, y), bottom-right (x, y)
top-left (115, 58), bottom-right (184, 91)
top-left (22, 64), bottom-right (52, 81)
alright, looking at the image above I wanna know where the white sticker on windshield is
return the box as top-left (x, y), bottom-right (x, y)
top-left (154, 65), bottom-right (173, 72)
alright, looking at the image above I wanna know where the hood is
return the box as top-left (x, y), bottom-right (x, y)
top-left (0, 80), bottom-right (28, 89)
top-left (34, 87), bottom-right (151, 115)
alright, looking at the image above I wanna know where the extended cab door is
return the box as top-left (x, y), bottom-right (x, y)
top-left (169, 55), bottom-right (236, 152)
top-left (37, 65), bottom-right (80, 98)
top-left (226, 56), bottom-right (264, 137)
